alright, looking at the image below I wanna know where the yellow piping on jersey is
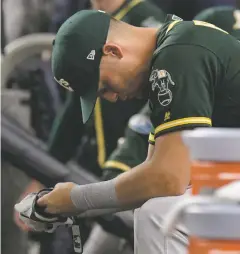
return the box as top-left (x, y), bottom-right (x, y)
top-left (94, 98), bottom-right (106, 167)
top-left (94, 0), bottom-right (143, 168)
top-left (193, 20), bottom-right (228, 34)
top-left (104, 160), bottom-right (131, 172)
top-left (166, 20), bottom-right (181, 34)
top-left (155, 117), bottom-right (212, 135)
top-left (114, 0), bottom-right (143, 20)
top-left (148, 132), bottom-right (155, 143)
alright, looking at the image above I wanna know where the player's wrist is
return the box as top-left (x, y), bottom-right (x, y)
top-left (70, 179), bottom-right (120, 213)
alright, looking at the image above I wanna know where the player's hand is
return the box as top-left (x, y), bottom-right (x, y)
top-left (37, 182), bottom-right (77, 215)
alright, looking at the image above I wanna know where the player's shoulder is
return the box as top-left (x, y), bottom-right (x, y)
top-left (150, 17), bottom-right (192, 66)
top-left (153, 15), bottom-right (194, 52)
top-left (152, 13), bottom-right (236, 67)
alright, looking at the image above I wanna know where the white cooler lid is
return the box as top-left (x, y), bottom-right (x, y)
top-left (182, 128), bottom-right (240, 162)
top-left (183, 204), bottom-right (240, 239)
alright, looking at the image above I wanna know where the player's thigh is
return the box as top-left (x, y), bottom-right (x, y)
top-left (134, 190), bottom-right (191, 254)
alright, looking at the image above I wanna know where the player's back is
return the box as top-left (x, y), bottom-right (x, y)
top-left (156, 17), bottom-right (240, 127)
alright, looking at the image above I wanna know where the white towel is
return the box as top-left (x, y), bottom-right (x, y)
top-left (14, 192), bottom-right (73, 233)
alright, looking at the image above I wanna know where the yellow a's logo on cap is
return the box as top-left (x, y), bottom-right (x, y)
top-left (54, 77), bottom-right (74, 91)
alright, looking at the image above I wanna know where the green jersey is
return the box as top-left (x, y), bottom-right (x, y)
top-left (48, 0), bottom-right (166, 175)
top-left (104, 13), bottom-right (240, 177)
top-left (194, 6), bottom-right (240, 40)
top-left (148, 15), bottom-right (240, 144)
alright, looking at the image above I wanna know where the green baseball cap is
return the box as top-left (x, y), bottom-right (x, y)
top-left (52, 10), bottom-right (111, 123)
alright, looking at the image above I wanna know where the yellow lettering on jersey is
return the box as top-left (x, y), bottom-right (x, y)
top-left (164, 111), bottom-right (171, 121)
top-left (193, 20), bottom-right (228, 34)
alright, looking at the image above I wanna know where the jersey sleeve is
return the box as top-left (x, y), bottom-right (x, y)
top-left (149, 44), bottom-right (218, 140)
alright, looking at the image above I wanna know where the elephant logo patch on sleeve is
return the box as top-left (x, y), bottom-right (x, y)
top-left (149, 69), bottom-right (175, 106)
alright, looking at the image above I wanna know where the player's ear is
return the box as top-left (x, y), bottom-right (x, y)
top-left (102, 43), bottom-right (123, 59)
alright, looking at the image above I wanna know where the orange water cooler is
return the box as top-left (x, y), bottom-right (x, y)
top-left (182, 128), bottom-right (240, 254)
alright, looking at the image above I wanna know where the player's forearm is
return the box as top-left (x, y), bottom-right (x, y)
top-left (115, 160), bottom-right (183, 206)
top-left (71, 160), bottom-right (184, 213)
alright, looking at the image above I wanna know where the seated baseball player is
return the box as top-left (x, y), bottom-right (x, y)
top-left (17, 9), bottom-right (240, 254)
top-left (14, 1), bottom-right (166, 254)
top-left (82, 6), bottom-right (240, 248)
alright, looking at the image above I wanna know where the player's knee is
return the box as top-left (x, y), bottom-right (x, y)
top-left (136, 196), bottom-right (183, 229)
top-left (137, 198), bottom-right (165, 227)
top-left (134, 199), bottom-right (168, 253)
